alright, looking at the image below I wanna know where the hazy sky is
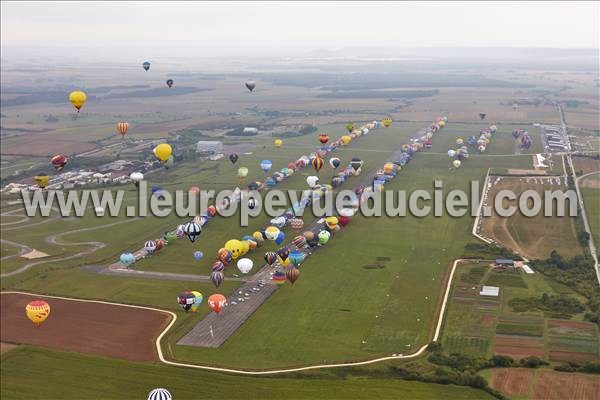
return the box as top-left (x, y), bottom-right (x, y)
top-left (2, 1), bottom-right (598, 56)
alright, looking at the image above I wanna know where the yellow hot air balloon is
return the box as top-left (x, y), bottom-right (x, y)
top-left (341, 135), bottom-right (351, 145)
top-left (69, 91), bottom-right (87, 112)
top-left (153, 143), bottom-right (172, 162)
top-left (438, 120), bottom-right (446, 128)
top-left (383, 163), bottom-right (395, 174)
top-left (382, 117), bottom-right (393, 127)
top-left (224, 239), bottom-right (243, 260)
top-left (34, 174), bottom-right (49, 189)
top-left (25, 300), bottom-right (51, 326)
top-left (274, 139), bottom-right (283, 148)
top-left (325, 216), bottom-right (339, 230)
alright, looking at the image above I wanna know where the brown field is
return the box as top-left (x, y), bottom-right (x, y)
top-left (534, 370), bottom-right (600, 400)
top-left (494, 346), bottom-right (545, 360)
top-left (481, 177), bottom-right (582, 259)
top-left (0, 293), bottom-right (171, 362)
top-left (549, 351), bottom-right (599, 364)
top-left (491, 368), bottom-right (534, 397)
top-left (0, 342), bottom-right (18, 354)
top-left (491, 368), bottom-right (600, 400)
top-left (573, 156), bottom-right (600, 176)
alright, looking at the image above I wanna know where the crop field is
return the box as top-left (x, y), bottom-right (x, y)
top-left (481, 176), bottom-right (582, 259)
top-left (441, 263), bottom-right (497, 358)
top-left (547, 319), bottom-right (599, 363)
top-left (490, 368), bottom-right (600, 400)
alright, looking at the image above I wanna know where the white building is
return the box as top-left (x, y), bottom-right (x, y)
top-left (196, 141), bottom-right (224, 155)
top-left (480, 286), bottom-right (500, 297)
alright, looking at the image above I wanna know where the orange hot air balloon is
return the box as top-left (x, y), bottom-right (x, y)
top-left (319, 134), bottom-right (329, 144)
top-left (312, 155), bottom-right (324, 173)
top-left (208, 294), bottom-right (227, 314)
top-left (117, 122), bottom-right (129, 138)
top-left (25, 300), bottom-right (51, 326)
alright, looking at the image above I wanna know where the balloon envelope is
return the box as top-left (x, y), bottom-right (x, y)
top-left (25, 300), bottom-right (50, 326)
top-left (237, 258), bottom-right (253, 274)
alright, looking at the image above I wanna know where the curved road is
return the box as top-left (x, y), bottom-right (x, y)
top-left (1, 258), bottom-right (477, 374)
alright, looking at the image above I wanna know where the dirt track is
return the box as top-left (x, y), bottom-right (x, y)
top-left (0, 293), bottom-right (171, 362)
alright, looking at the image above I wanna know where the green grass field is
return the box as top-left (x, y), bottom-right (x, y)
top-left (580, 186), bottom-right (600, 249)
top-left (0, 346), bottom-right (494, 400)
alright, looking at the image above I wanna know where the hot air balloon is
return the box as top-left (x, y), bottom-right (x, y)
top-left (479, 113), bottom-right (486, 120)
top-left (341, 135), bottom-right (351, 146)
top-left (350, 158), bottom-right (363, 172)
top-left (120, 252), bottom-right (135, 266)
top-left (193, 251), bottom-right (203, 261)
top-left (51, 155), bottom-right (68, 172)
top-left (325, 216), bottom-right (339, 231)
top-left (306, 176), bottom-right (319, 188)
top-left (489, 125), bottom-right (497, 133)
top-left (289, 218), bottom-right (304, 232)
top-left (129, 172), bottom-right (144, 188)
top-left (452, 160), bottom-right (462, 169)
top-left (289, 250), bottom-right (305, 267)
top-left (264, 251), bottom-right (277, 265)
top-left (245, 80), bottom-right (256, 92)
top-left (345, 123), bottom-right (355, 133)
top-left (33, 172), bottom-right (50, 189)
top-left (312, 155), bottom-right (324, 172)
top-left (237, 167), bottom-right (249, 181)
top-left (25, 300), bottom-right (50, 326)
top-left (319, 134), bottom-right (329, 144)
top-left (260, 160), bottom-right (273, 173)
top-left (272, 270), bottom-right (287, 285)
top-left (145, 240), bottom-right (157, 253)
top-left (153, 143), bottom-right (172, 162)
top-left (229, 153), bottom-right (239, 164)
top-left (166, 79), bottom-right (174, 88)
top-left (210, 271), bottom-right (224, 288)
top-left (224, 239), bottom-right (244, 259)
top-left (95, 206), bottom-right (105, 216)
top-left (217, 248), bottom-right (233, 265)
top-left (286, 266), bottom-right (300, 284)
top-left (142, 61), bottom-right (151, 71)
top-left (237, 258), bottom-right (253, 274)
top-left (274, 139), bottom-right (283, 148)
top-left (292, 235), bottom-right (307, 248)
top-left (382, 117), bottom-right (393, 127)
top-left (277, 247), bottom-right (290, 262)
top-left (265, 226), bottom-right (280, 241)
top-left (447, 149), bottom-right (456, 158)
top-left (69, 90), bottom-right (87, 112)
top-left (456, 138), bottom-right (464, 146)
top-left (148, 389), bottom-right (171, 400)
top-left (318, 230), bottom-right (330, 245)
top-left (177, 291), bottom-right (196, 311)
top-left (184, 222), bottom-right (202, 243)
top-left (329, 157), bottom-right (341, 169)
top-left (208, 294), bottom-right (227, 313)
top-left (116, 122), bottom-right (129, 139)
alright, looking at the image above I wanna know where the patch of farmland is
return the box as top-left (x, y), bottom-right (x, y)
top-left (533, 370), bottom-right (600, 400)
top-left (485, 270), bottom-right (528, 288)
top-left (547, 319), bottom-right (599, 362)
top-left (445, 336), bottom-right (490, 357)
top-left (491, 368), bottom-right (534, 398)
top-left (496, 323), bottom-right (544, 337)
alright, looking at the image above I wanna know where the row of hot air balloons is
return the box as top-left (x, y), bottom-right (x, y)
top-left (176, 291), bottom-right (227, 314)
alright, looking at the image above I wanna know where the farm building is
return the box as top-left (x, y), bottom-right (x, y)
top-left (480, 286), bottom-right (500, 297)
top-left (495, 259), bottom-right (515, 267)
top-left (196, 141), bottom-right (224, 155)
top-left (522, 265), bottom-right (535, 274)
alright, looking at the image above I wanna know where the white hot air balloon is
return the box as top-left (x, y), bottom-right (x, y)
top-left (306, 176), bottom-right (319, 188)
top-left (237, 258), bottom-right (254, 274)
top-left (148, 388), bottom-right (172, 400)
